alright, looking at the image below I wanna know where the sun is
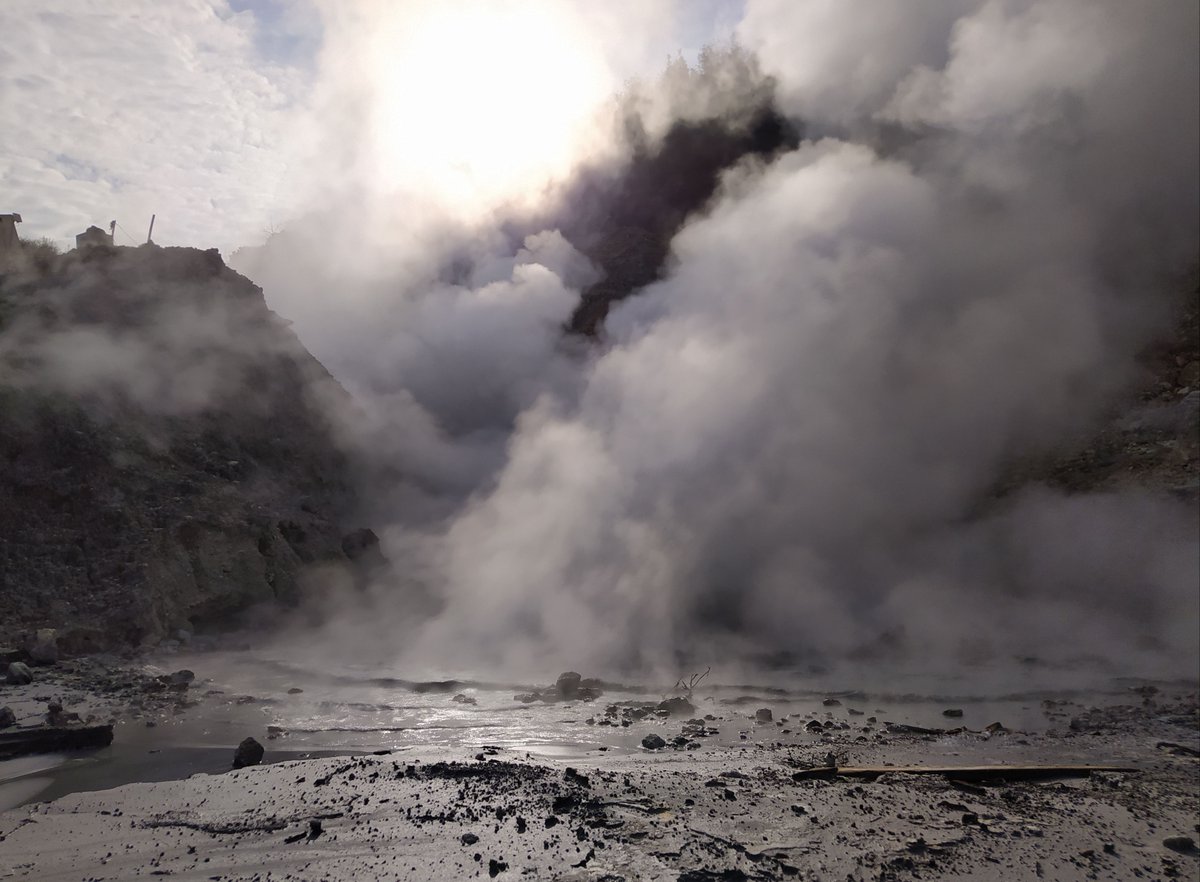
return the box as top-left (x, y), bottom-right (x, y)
top-left (363, 1), bottom-right (615, 217)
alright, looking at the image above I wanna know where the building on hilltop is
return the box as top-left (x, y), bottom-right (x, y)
top-left (75, 224), bottom-right (114, 250)
top-left (0, 212), bottom-right (22, 259)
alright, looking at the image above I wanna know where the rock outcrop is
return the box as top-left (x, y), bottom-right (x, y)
top-left (0, 244), bottom-right (359, 650)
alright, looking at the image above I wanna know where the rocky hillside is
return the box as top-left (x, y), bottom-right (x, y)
top-left (0, 244), bottom-right (363, 652)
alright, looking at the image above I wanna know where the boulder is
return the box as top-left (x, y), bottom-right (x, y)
top-left (555, 671), bottom-right (583, 699)
top-left (29, 629), bottom-right (58, 665)
top-left (232, 736), bottom-right (265, 769)
top-left (657, 697), bottom-right (696, 717)
top-left (5, 662), bottom-right (33, 685)
top-left (0, 706), bottom-right (14, 729)
top-left (754, 708), bottom-right (773, 723)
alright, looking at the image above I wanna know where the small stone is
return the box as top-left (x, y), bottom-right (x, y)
top-left (544, 815), bottom-right (559, 828)
top-left (5, 662), bottom-right (33, 685)
top-left (985, 721), bottom-right (1008, 733)
top-left (754, 708), bottom-right (773, 723)
top-left (0, 706), bottom-right (15, 729)
top-left (822, 698), bottom-right (841, 707)
top-left (162, 670), bottom-right (195, 689)
top-left (943, 708), bottom-right (964, 718)
top-left (287, 687), bottom-right (303, 694)
top-left (461, 833), bottom-right (480, 845)
top-left (232, 736), bottom-right (265, 769)
top-left (488, 859), bottom-right (508, 877)
top-left (641, 733), bottom-right (667, 750)
top-left (452, 693), bottom-right (477, 705)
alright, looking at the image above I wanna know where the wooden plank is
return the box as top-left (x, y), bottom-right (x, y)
top-left (0, 724), bottom-right (114, 760)
top-left (791, 764), bottom-right (1135, 783)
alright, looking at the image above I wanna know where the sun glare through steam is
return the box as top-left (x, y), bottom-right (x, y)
top-left (366, 2), bottom-right (614, 217)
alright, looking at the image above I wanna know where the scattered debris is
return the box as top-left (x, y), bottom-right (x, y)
top-left (791, 764), bottom-right (1136, 782)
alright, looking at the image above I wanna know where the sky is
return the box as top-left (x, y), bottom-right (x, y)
top-left (0, 0), bottom-right (742, 254)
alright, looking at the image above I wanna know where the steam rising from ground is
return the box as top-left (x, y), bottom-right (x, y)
top-left (241, 1), bottom-right (1197, 680)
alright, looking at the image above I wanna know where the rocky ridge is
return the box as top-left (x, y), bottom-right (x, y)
top-left (0, 243), bottom-right (363, 651)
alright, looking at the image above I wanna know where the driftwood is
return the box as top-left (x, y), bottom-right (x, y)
top-left (0, 724), bottom-right (114, 760)
top-left (791, 764), bottom-right (1135, 783)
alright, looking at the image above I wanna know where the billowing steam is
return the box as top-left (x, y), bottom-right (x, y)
top-left (236, 0), bottom-right (1198, 680)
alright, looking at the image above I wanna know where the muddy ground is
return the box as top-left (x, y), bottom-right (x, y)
top-left (1, 654), bottom-right (1198, 881)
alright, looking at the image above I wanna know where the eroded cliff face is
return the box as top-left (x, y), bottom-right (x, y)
top-left (0, 244), bottom-right (358, 651)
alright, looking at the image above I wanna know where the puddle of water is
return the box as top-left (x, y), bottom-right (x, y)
top-left (2, 647), bottom-right (1189, 810)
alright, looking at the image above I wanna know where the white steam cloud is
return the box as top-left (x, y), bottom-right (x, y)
top-left (233, 0), bottom-right (1197, 680)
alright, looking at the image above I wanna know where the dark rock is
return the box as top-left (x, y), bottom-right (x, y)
top-left (232, 736), bottom-right (265, 769)
top-left (5, 662), bottom-right (33, 685)
top-left (287, 687), bottom-right (303, 694)
top-left (488, 858), bottom-right (508, 877)
top-left (29, 629), bottom-right (58, 665)
top-left (452, 693), bottom-right (477, 705)
top-left (1163, 836), bottom-right (1196, 853)
top-left (0, 706), bottom-right (14, 729)
top-left (641, 733), bottom-right (667, 750)
top-left (657, 696), bottom-right (695, 717)
top-left (0, 723), bottom-right (114, 759)
top-left (461, 832), bottom-right (479, 845)
top-left (754, 708), bottom-right (773, 723)
top-left (341, 527), bottom-right (380, 561)
top-left (943, 708), bottom-right (964, 718)
top-left (804, 720), bottom-right (824, 733)
top-left (822, 698), bottom-right (841, 707)
top-left (46, 701), bottom-right (80, 726)
top-left (513, 693), bottom-right (539, 704)
top-left (157, 669), bottom-right (195, 689)
top-left (555, 671), bottom-right (583, 699)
